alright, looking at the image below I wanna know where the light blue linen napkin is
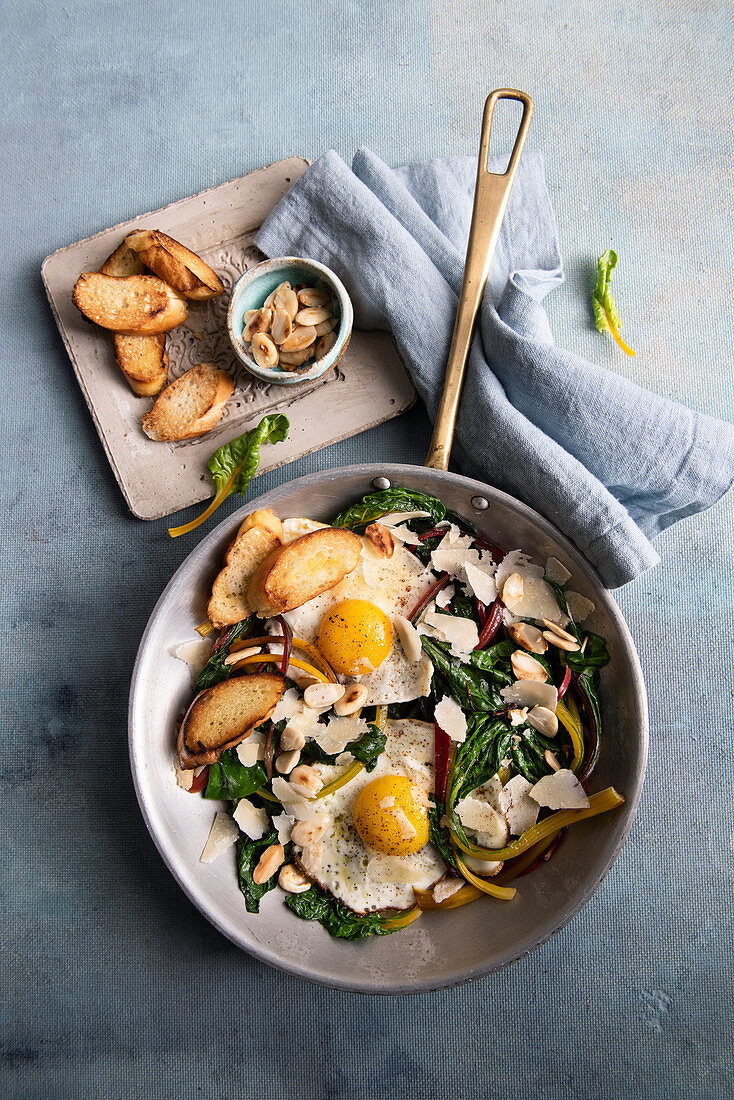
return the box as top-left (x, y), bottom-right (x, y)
top-left (255, 149), bottom-right (734, 588)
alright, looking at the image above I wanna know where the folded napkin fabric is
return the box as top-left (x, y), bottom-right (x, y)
top-left (255, 149), bottom-right (734, 588)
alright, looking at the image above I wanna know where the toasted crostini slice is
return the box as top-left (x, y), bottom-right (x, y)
top-left (208, 518), bottom-right (283, 630)
top-left (125, 229), bottom-right (225, 300)
top-left (112, 332), bottom-right (168, 397)
top-left (141, 363), bottom-right (233, 442)
top-left (247, 527), bottom-right (362, 616)
top-left (99, 240), bottom-right (145, 278)
top-left (177, 672), bottom-right (285, 769)
top-left (72, 272), bottom-right (188, 335)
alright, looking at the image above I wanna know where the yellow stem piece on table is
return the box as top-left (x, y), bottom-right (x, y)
top-left (450, 787), bottom-right (626, 862)
top-left (195, 619), bottom-right (215, 638)
top-left (381, 905), bottom-right (421, 930)
top-left (452, 847), bottom-right (517, 901)
top-left (413, 882), bottom-right (484, 911)
top-left (168, 485), bottom-right (230, 539)
top-left (556, 698), bottom-right (585, 773)
top-left (604, 309), bottom-right (635, 357)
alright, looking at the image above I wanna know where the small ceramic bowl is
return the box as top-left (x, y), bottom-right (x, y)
top-left (227, 256), bottom-right (353, 385)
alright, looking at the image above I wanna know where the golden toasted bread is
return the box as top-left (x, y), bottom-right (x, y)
top-left (177, 672), bottom-right (285, 768)
top-left (112, 332), bottom-right (168, 396)
top-left (248, 527), bottom-right (362, 616)
top-left (72, 272), bottom-right (188, 335)
top-left (141, 363), bottom-right (233, 442)
top-left (126, 229), bottom-right (225, 300)
top-left (99, 241), bottom-right (145, 278)
top-left (208, 516), bottom-right (284, 629)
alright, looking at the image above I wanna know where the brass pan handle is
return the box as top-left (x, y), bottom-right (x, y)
top-left (424, 89), bottom-right (533, 471)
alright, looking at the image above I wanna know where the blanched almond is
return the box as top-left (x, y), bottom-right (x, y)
top-left (526, 705), bottom-right (558, 737)
top-left (365, 522), bottom-right (394, 558)
top-left (252, 843), bottom-right (285, 884)
top-left (502, 573), bottom-right (524, 609)
top-left (315, 332), bottom-right (337, 358)
top-left (289, 764), bottom-right (323, 797)
top-left (270, 307), bottom-right (292, 345)
top-left (314, 316), bottom-right (337, 337)
top-left (291, 813), bottom-right (330, 845)
top-left (508, 621), bottom-right (547, 654)
top-left (510, 650), bottom-right (548, 682)
top-left (274, 284), bottom-right (299, 319)
top-left (251, 331), bottom-right (278, 368)
top-left (295, 306), bottom-right (331, 326)
top-left (542, 629), bottom-right (581, 653)
top-left (243, 306), bottom-right (272, 340)
top-left (278, 863), bottom-right (312, 894)
top-left (281, 325), bottom-right (316, 352)
top-left (333, 683), bottom-right (369, 716)
top-left (297, 287), bottom-right (331, 308)
top-left (303, 682), bottom-right (346, 710)
top-left (279, 347), bottom-right (312, 367)
top-left (275, 749), bottom-right (301, 774)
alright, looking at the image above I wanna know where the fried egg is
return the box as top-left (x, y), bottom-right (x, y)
top-left (278, 531), bottom-right (435, 705)
top-left (290, 719), bottom-right (444, 912)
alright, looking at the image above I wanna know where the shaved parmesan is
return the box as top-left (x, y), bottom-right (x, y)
top-left (271, 777), bottom-right (320, 820)
top-left (394, 614), bottom-right (423, 663)
top-left (367, 854), bottom-right (426, 884)
top-left (272, 687), bottom-right (302, 723)
top-left (422, 611), bottom-right (479, 655)
top-left (566, 591), bottom-right (595, 622)
top-left (434, 583), bottom-right (455, 609)
top-left (464, 560), bottom-right (497, 605)
top-left (530, 769), bottom-right (590, 810)
top-left (172, 638), bottom-right (214, 681)
top-left (175, 761), bottom-right (195, 791)
top-left (501, 775), bottom-right (540, 835)
top-left (434, 695), bottom-right (468, 743)
top-left (379, 796), bottom-right (396, 810)
top-left (392, 805), bottom-right (417, 840)
top-left (200, 812), bottom-right (239, 863)
top-left (272, 812), bottom-right (294, 844)
top-left (501, 680), bottom-right (558, 711)
top-left (385, 524), bottom-right (419, 544)
top-left (378, 511), bottom-right (431, 526)
top-left (432, 877), bottom-right (464, 903)
top-left (455, 796), bottom-right (509, 847)
top-left (232, 798), bottom-right (269, 840)
top-left (310, 714), bottom-right (368, 755)
top-left (236, 732), bottom-right (265, 766)
top-left (545, 556), bottom-right (572, 585)
top-left (496, 551), bottom-right (568, 624)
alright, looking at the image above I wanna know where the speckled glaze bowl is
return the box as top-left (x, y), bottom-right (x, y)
top-left (129, 464), bottom-right (648, 994)
top-left (227, 256), bottom-right (353, 385)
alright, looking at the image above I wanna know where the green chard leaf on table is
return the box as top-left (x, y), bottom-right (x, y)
top-left (168, 413), bottom-right (290, 538)
top-left (592, 249), bottom-right (635, 357)
top-left (332, 487), bottom-right (446, 531)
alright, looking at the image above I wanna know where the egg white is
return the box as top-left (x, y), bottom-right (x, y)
top-left (293, 719), bottom-right (444, 912)
top-left (278, 536), bottom-right (435, 705)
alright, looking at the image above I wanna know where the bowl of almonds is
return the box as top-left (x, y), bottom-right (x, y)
top-left (227, 256), bottom-right (353, 385)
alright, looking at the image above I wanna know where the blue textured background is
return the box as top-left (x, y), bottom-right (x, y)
top-left (2, 1), bottom-right (733, 1097)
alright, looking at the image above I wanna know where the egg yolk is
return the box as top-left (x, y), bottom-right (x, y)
top-left (353, 775), bottom-right (429, 856)
top-left (317, 599), bottom-right (393, 676)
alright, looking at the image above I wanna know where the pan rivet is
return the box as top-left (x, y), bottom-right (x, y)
top-left (471, 495), bottom-right (489, 511)
top-left (372, 477), bottom-right (391, 490)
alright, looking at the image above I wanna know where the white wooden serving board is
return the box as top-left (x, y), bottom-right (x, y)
top-left (41, 158), bottom-right (416, 520)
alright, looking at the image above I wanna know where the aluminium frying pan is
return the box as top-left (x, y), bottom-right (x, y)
top-left (128, 93), bottom-right (648, 992)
